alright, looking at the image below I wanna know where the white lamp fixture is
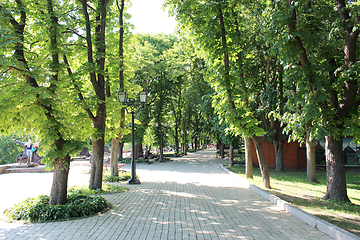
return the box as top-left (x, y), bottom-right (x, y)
top-left (139, 91), bottom-right (147, 104)
top-left (118, 91), bottom-right (127, 103)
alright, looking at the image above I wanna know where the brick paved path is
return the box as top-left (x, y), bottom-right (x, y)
top-left (0, 149), bottom-right (331, 239)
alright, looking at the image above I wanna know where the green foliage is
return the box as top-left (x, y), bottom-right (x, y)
top-left (0, 0), bottom-right (95, 170)
top-left (118, 158), bottom-right (132, 163)
top-left (118, 158), bottom-right (149, 163)
top-left (103, 171), bottom-right (132, 182)
top-left (68, 184), bottom-right (127, 195)
top-left (0, 132), bottom-right (33, 165)
top-left (174, 150), bottom-right (184, 155)
top-left (101, 184), bottom-right (127, 193)
top-left (4, 194), bottom-right (108, 222)
top-left (135, 158), bottom-right (150, 163)
top-left (153, 157), bottom-right (171, 162)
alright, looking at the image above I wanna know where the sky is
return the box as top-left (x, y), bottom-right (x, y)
top-left (127, 0), bottom-right (178, 34)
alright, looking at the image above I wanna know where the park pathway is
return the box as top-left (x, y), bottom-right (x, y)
top-left (0, 149), bottom-right (332, 239)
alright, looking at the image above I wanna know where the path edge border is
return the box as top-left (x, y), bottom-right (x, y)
top-left (220, 164), bottom-right (360, 240)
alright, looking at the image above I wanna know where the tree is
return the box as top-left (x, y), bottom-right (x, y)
top-left (121, 34), bottom-right (179, 155)
top-left (293, 0), bottom-right (357, 201)
top-left (321, 0), bottom-right (359, 202)
top-left (166, 0), bottom-right (271, 188)
top-left (269, 0), bottom-right (360, 201)
top-left (109, 0), bottom-right (126, 177)
top-left (66, 0), bottom-right (110, 190)
top-left (0, 0), bottom-right (83, 204)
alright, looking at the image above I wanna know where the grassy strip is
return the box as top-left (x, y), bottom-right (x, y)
top-left (228, 166), bottom-right (360, 237)
top-left (68, 184), bottom-right (127, 195)
top-left (102, 170), bottom-right (132, 183)
top-left (118, 158), bottom-right (149, 163)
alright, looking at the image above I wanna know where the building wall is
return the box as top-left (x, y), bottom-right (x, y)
top-left (251, 137), bottom-right (306, 169)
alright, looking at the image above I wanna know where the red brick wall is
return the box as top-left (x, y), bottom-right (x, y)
top-left (251, 137), bottom-right (306, 169)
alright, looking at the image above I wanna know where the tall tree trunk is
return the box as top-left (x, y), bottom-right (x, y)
top-left (135, 142), bottom-right (142, 160)
top-left (110, 137), bottom-right (119, 176)
top-left (244, 136), bottom-right (253, 179)
top-left (174, 135), bottom-right (179, 156)
top-left (184, 131), bottom-right (188, 154)
top-left (89, 125), bottom-right (105, 190)
top-left (323, 135), bottom-right (350, 202)
top-left (229, 144), bottom-right (234, 167)
top-left (88, 103), bottom-right (106, 190)
top-left (50, 154), bottom-right (71, 205)
top-left (306, 135), bottom-right (317, 182)
top-left (273, 140), bottom-right (285, 172)
top-left (231, 7), bottom-right (253, 179)
top-left (47, 0), bottom-right (71, 205)
top-left (194, 136), bottom-right (198, 150)
top-left (271, 120), bottom-right (287, 172)
top-left (252, 136), bottom-right (271, 189)
top-left (111, 0), bottom-right (125, 176)
top-left (118, 142), bottom-right (123, 160)
top-left (220, 142), bottom-right (225, 158)
top-left (82, 0), bottom-right (108, 190)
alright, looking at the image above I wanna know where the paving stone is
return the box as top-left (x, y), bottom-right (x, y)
top-left (0, 150), bottom-right (338, 239)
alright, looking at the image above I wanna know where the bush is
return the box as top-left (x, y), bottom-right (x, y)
top-left (4, 194), bottom-right (108, 222)
top-left (175, 151), bottom-right (184, 155)
top-left (119, 158), bottom-right (149, 163)
top-left (138, 158), bottom-right (150, 163)
top-left (118, 158), bottom-right (131, 163)
top-left (154, 157), bottom-right (171, 162)
top-left (103, 171), bottom-right (131, 182)
top-left (163, 153), bottom-right (176, 157)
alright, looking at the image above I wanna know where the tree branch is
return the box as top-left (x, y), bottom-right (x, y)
top-left (63, 54), bottom-right (96, 121)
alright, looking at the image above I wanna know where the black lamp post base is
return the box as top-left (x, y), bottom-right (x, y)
top-left (128, 178), bottom-right (141, 184)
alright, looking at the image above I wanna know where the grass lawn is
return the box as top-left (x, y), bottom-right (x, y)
top-left (228, 165), bottom-right (360, 237)
top-left (68, 184), bottom-right (127, 195)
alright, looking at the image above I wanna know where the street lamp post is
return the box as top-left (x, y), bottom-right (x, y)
top-left (155, 121), bottom-right (167, 163)
top-left (118, 90), bottom-right (147, 184)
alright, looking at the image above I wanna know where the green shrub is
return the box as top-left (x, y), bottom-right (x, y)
top-left (119, 158), bottom-right (149, 163)
top-left (154, 157), bottom-right (171, 161)
top-left (176, 151), bottom-right (184, 155)
top-left (163, 153), bottom-right (176, 157)
top-left (4, 194), bottom-right (107, 222)
top-left (232, 160), bottom-right (245, 165)
top-left (103, 171), bottom-right (131, 182)
top-left (118, 158), bottom-right (131, 163)
top-left (137, 158), bottom-right (149, 163)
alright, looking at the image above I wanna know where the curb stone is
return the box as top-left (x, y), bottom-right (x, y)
top-left (220, 164), bottom-right (360, 240)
